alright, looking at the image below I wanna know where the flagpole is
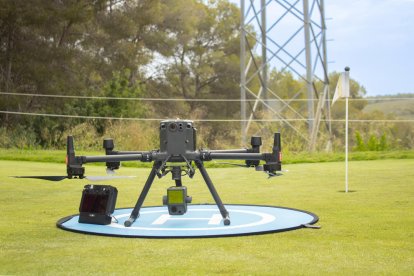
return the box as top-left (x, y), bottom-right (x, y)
top-left (345, 96), bottom-right (349, 193)
top-left (332, 66), bottom-right (350, 193)
top-left (344, 67), bottom-right (350, 193)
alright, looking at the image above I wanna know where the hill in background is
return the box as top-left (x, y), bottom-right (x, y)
top-left (363, 93), bottom-right (414, 119)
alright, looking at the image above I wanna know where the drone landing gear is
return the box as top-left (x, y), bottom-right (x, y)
top-left (124, 161), bottom-right (162, 227)
top-left (195, 160), bottom-right (230, 225)
top-left (124, 160), bottom-right (230, 227)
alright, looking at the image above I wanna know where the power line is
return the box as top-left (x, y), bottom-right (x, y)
top-left (0, 92), bottom-right (234, 102)
top-left (1, 91), bottom-right (413, 102)
top-left (1, 110), bottom-right (414, 123)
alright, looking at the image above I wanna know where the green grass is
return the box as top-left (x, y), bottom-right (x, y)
top-left (0, 159), bottom-right (413, 274)
top-left (1, 148), bottom-right (414, 167)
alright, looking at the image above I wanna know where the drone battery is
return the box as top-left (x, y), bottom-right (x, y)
top-left (78, 184), bottom-right (118, 225)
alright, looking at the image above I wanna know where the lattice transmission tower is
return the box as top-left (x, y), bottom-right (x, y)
top-left (240, 0), bottom-right (332, 151)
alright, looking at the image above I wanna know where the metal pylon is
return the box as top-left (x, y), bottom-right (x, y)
top-left (240, 0), bottom-right (331, 150)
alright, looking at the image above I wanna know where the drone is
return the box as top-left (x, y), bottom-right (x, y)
top-left (21, 119), bottom-right (282, 226)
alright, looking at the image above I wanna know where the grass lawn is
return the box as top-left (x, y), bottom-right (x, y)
top-left (0, 158), bottom-right (413, 274)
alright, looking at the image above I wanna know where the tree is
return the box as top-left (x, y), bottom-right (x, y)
top-left (148, 0), bottom-right (241, 118)
top-left (84, 69), bottom-right (146, 134)
top-left (0, 0), bottom-right (156, 145)
top-left (0, 0), bottom-right (107, 146)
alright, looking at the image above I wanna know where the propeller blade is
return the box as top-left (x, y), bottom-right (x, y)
top-left (255, 166), bottom-right (264, 171)
top-left (218, 162), bottom-right (249, 168)
top-left (266, 172), bottom-right (282, 178)
top-left (255, 166), bottom-right (283, 178)
top-left (12, 175), bottom-right (136, 182)
top-left (85, 175), bottom-right (136, 181)
top-left (12, 176), bottom-right (68, 181)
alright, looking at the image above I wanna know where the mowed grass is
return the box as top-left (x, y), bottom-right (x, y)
top-left (0, 159), bottom-right (413, 275)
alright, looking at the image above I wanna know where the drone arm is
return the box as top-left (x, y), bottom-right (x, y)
top-left (208, 149), bottom-right (249, 154)
top-left (200, 133), bottom-right (281, 175)
top-left (102, 138), bottom-right (152, 170)
top-left (103, 138), bottom-right (148, 155)
top-left (204, 151), bottom-right (280, 175)
top-left (207, 152), bottom-right (263, 160)
top-left (79, 154), bottom-right (145, 164)
top-left (200, 134), bottom-right (270, 161)
top-left (67, 137), bottom-right (153, 175)
top-left (109, 151), bottom-right (147, 155)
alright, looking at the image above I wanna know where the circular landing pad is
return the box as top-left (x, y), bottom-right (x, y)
top-left (57, 204), bottom-right (318, 238)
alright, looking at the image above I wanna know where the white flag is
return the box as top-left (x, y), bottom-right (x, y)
top-left (332, 71), bottom-right (350, 106)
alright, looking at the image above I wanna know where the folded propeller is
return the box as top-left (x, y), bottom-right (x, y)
top-left (12, 175), bottom-right (136, 182)
top-left (218, 162), bottom-right (284, 178)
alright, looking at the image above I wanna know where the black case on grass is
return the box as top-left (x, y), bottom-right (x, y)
top-left (78, 184), bottom-right (118, 225)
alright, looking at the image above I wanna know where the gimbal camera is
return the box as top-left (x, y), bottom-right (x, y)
top-left (66, 119), bottom-right (282, 226)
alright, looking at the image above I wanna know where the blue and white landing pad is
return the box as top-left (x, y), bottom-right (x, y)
top-left (57, 204), bottom-right (318, 238)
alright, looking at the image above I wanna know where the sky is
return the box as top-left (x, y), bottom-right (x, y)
top-left (231, 0), bottom-right (414, 96)
top-left (325, 0), bottom-right (414, 96)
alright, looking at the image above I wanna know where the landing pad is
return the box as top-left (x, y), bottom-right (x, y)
top-left (57, 204), bottom-right (318, 238)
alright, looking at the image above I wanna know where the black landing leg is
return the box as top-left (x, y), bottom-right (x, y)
top-left (195, 160), bottom-right (230, 225)
top-left (124, 162), bottom-right (162, 227)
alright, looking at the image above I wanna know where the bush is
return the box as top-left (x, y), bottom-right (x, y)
top-left (353, 132), bottom-right (389, 152)
top-left (0, 126), bottom-right (39, 149)
top-left (354, 131), bottom-right (365, 151)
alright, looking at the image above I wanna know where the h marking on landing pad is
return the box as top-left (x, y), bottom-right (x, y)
top-left (152, 213), bottom-right (223, 225)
